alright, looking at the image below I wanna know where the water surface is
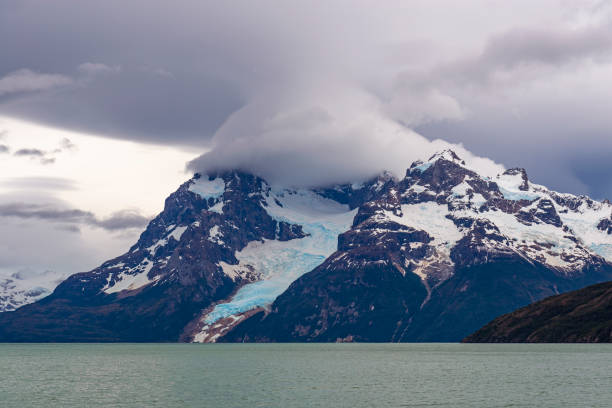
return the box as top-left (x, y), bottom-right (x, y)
top-left (1, 343), bottom-right (611, 407)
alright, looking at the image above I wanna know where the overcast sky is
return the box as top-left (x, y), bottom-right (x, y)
top-left (2, 0), bottom-right (612, 278)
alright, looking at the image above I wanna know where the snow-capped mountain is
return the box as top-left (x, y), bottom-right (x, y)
top-left (223, 150), bottom-right (612, 342)
top-left (0, 269), bottom-right (68, 312)
top-left (0, 170), bottom-right (386, 341)
top-left (1, 150), bottom-right (611, 342)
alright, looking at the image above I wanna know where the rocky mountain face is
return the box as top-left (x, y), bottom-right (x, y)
top-left (464, 280), bottom-right (612, 343)
top-left (221, 151), bottom-right (612, 342)
top-left (0, 171), bottom-right (381, 341)
top-left (1, 150), bottom-right (612, 342)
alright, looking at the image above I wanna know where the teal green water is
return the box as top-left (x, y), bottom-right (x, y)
top-left (1, 343), bottom-right (611, 407)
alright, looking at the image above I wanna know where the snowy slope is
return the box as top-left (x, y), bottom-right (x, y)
top-left (0, 269), bottom-right (68, 312)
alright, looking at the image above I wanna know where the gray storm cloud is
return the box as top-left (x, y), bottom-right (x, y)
top-left (1, 0), bottom-right (612, 194)
top-left (10, 138), bottom-right (78, 165)
top-left (13, 148), bottom-right (45, 157)
top-left (0, 210), bottom-right (140, 279)
top-left (0, 192), bottom-right (149, 277)
top-left (0, 202), bottom-right (149, 232)
top-left (0, 69), bottom-right (72, 96)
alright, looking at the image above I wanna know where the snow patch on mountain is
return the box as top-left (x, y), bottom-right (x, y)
top-left (383, 202), bottom-right (462, 281)
top-left (557, 201), bottom-right (612, 260)
top-left (103, 258), bottom-right (157, 294)
top-left (208, 225), bottom-right (224, 245)
top-left (393, 203), bottom-right (463, 247)
top-left (208, 201), bottom-right (224, 214)
top-left (146, 225), bottom-right (187, 255)
top-left (495, 172), bottom-right (542, 201)
top-left (481, 208), bottom-right (587, 269)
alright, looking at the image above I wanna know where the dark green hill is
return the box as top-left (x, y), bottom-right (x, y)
top-left (464, 281), bottom-right (612, 343)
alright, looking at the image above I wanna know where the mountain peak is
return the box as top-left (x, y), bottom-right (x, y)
top-left (408, 149), bottom-right (467, 175)
top-left (427, 149), bottom-right (464, 164)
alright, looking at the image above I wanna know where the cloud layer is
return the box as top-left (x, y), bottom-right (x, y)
top-left (0, 202), bottom-right (149, 232)
top-left (187, 85), bottom-right (503, 186)
top-left (0, 69), bottom-right (72, 96)
top-left (1, 0), bottom-right (612, 194)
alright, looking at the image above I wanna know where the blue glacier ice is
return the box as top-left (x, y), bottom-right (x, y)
top-left (413, 161), bottom-right (433, 173)
top-left (204, 251), bottom-right (326, 323)
top-left (189, 177), bottom-right (225, 200)
top-left (498, 185), bottom-right (541, 201)
top-left (590, 243), bottom-right (612, 260)
top-left (204, 189), bottom-right (356, 324)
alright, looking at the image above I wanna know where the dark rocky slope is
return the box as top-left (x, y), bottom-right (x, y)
top-left (464, 280), bottom-right (612, 343)
top-left (222, 237), bottom-right (612, 343)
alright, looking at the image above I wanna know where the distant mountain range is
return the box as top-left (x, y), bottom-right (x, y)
top-left (1, 150), bottom-right (612, 342)
top-left (0, 269), bottom-right (67, 313)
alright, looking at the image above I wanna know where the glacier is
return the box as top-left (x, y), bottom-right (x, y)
top-left (203, 189), bottom-right (356, 324)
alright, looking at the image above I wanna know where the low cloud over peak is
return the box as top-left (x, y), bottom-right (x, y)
top-left (188, 86), bottom-right (504, 187)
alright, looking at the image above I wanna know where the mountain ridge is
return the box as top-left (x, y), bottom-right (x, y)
top-left (1, 149), bottom-right (612, 342)
top-left (220, 151), bottom-right (612, 342)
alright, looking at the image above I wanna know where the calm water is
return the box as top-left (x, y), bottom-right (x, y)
top-left (1, 343), bottom-right (611, 407)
